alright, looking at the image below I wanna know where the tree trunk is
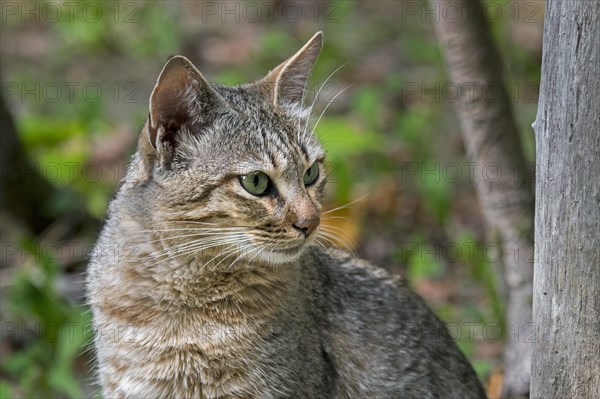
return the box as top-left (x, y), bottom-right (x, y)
top-left (429, 1), bottom-right (535, 397)
top-left (531, 0), bottom-right (600, 397)
top-left (0, 98), bottom-right (57, 235)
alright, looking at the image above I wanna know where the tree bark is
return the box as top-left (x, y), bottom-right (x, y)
top-left (531, 0), bottom-right (600, 397)
top-left (429, 1), bottom-right (535, 397)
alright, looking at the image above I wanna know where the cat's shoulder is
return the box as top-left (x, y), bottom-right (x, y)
top-left (301, 245), bottom-right (420, 312)
top-left (304, 245), bottom-right (401, 285)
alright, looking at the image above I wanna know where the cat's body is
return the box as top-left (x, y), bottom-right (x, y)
top-left (88, 32), bottom-right (487, 398)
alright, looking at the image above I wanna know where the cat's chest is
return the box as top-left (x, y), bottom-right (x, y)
top-left (134, 316), bottom-right (262, 367)
top-left (112, 316), bottom-right (296, 398)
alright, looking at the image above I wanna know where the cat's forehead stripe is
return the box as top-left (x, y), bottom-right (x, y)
top-left (258, 126), bottom-right (280, 169)
top-left (260, 124), bottom-right (310, 173)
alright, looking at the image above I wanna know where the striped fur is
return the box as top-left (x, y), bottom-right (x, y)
top-left (87, 32), bottom-right (486, 398)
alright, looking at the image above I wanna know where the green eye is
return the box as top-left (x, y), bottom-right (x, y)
top-left (239, 172), bottom-right (272, 196)
top-left (303, 162), bottom-right (320, 186)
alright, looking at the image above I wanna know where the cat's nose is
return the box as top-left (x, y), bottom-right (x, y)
top-left (293, 216), bottom-right (320, 237)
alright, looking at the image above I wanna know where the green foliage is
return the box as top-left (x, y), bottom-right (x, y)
top-left (352, 86), bottom-right (383, 128)
top-left (258, 30), bottom-right (295, 59)
top-left (400, 33), bottom-right (443, 64)
top-left (472, 360), bottom-right (493, 381)
top-left (395, 106), bottom-right (436, 157)
top-left (1, 240), bottom-right (92, 398)
top-left (417, 168), bottom-right (452, 223)
top-left (50, 0), bottom-right (180, 57)
top-left (0, 382), bottom-right (11, 398)
top-left (120, 4), bottom-right (181, 58)
top-left (215, 70), bottom-right (247, 87)
top-left (50, 0), bottom-right (113, 52)
top-left (457, 232), bottom-right (506, 329)
top-left (17, 115), bottom-right (112, 218)
top-left (404, 234), bottom-right (445, 281)
top-left (314, 116), bottom-right (382, 203)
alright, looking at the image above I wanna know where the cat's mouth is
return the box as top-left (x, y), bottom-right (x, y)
top-left (240, 227), bottom-right (318, 265)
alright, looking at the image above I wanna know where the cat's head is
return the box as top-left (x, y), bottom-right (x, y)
top-left (131, 32), bottom-right (327, 265)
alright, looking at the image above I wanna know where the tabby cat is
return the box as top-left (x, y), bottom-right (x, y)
top-left (87, 32), bottom-right (487, 398)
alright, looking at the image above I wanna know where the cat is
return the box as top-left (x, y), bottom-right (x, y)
top-left (87, 31), bottom-right (487, 399)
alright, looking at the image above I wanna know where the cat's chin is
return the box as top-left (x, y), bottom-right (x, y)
top-left (248, 240), bottom-right (312, 265)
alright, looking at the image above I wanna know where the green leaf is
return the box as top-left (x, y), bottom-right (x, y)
top-left (352, 86), bottom-right (382, 128)
top-left (472, 360), bottom-right (493, 380)
top-left (0, 381), bottom-right (13, 399)
top-left (315, 117), bottom-right (381, 157)
top-left (406, 235), bottom-right (444, 281)
top-left (416, 167), bottom-right (451, 223)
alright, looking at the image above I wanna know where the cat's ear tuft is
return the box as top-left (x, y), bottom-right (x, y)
top-left (146, 56), bottom-right (219, 151)
top-left (259, 31), bottom-right (323, 106)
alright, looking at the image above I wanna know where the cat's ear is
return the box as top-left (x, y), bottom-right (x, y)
top-left (258, 31), bottom-right (323, 106)
top-left (146, 56), bottom-right (221, 152)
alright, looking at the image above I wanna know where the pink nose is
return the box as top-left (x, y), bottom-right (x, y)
top-left (293, 216), bottom-right (320, 236)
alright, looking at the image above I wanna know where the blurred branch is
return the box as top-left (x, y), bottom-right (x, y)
top-left (429, 1), bottom-right (535, 397)
top-left (0, 98), bottom-right (97, 273)
top-left (0, 97), bottom-right (56, 235)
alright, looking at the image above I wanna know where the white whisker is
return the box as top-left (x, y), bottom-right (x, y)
top-left (316, 233), bottom-right (340, 249)
top-left (314, 237), bottom-right (328, 251)
top-left (321, 216), bottom-right (351, 222)
top-left (135, 226), bottom-right (251, 233)
top-left (318, 229), bottom-right (356, 255)
top-left (149, 236), bottom-right (248, 258)
top-left (200, 238), bottom-right (253, 271)
top-left (308, 83), bottom-right (356, 140)
top-left (322, 195), bottom-right (368, 215)
top-left (136, 232), bottom-right (249, 247)
top-left (227, 241), bottom-right (272, 271)
top-left (300, 62), bottom-right (348, 142)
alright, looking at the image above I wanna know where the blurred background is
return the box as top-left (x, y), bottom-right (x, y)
top-left (0, 1), bottom-right (543, 397)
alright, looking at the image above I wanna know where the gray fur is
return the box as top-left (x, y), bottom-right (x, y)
top-left (87, 32), bottom-right (487, 398)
